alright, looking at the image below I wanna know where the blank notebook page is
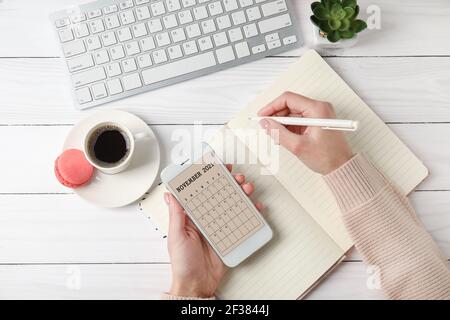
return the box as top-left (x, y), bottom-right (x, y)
top-left (228, 50), bottom-right (428, 251)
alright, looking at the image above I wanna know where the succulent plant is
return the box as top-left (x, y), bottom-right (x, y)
top-left (311, 0), bottom-right (367, 43)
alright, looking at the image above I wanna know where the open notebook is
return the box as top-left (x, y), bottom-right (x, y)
top-left (141, 50), bottom-right (428, 299)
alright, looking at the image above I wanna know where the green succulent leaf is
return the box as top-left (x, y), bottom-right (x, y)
top-left (310, 15), bottom-right (321, 28)
top-left (354, 5), bottom-right (360, 17)
top-left (351, 19), bottom-right (367, 33)
top-left (342, 0), bottom-right (357, 9)
top-left (344, 7), bottom-right (355, 19)
top-left (330, 3), bottom-right (346, 20)
top-left (339, 19), bottom-right (351, 31)
top-left (313, 5), bottom-right (329, 20)
top-left (311, 1), bottom-right (321, 11)
top-left (328, 18), bottom-right (341, 31)
top-left (340, 30), bottom-right (355, 39)
top-left (321, 0), bottom-right (331, 11)
top-left (319, 20), bottom-right (333, 33)
top-left (327, 30), bottom-right (341, 43)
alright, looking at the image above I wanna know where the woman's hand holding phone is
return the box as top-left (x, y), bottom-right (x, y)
top-left (164, 164), bottom-right (263, 298)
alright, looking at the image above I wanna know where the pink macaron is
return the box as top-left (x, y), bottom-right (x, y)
top-left (54, 149), bottom-right (94, 189)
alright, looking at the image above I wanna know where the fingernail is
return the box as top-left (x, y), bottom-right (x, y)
top-left (259, 119), bottom-right (269, 129)
top-left (164, 193), bottom-right (170, 205)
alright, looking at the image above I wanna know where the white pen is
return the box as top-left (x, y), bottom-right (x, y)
top-left (249, 117), bottom-right (359, 132)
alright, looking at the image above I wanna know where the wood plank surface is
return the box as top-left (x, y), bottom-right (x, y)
top-left (1, 57), bottom-right (450, 125)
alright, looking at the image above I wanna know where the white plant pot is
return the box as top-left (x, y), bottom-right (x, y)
top-left (312, 27), bottom-right (358, 49)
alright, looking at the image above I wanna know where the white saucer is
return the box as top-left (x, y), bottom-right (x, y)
top-left (63, 110), bottom-right (160, 208)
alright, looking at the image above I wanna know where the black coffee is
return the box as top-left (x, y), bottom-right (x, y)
top-left (88, 126), bottom-right (130, 166)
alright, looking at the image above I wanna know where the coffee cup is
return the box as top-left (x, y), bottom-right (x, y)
top-left (83, 121), bottom-right (147, 175)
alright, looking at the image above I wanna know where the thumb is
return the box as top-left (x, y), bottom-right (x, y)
top-left (164, 193), bottom-right (186, 238)
top-left (260, 119), bottom-right (308, 155)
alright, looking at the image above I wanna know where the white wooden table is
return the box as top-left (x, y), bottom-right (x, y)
top-left (0, 0), bottom-right (449, 299)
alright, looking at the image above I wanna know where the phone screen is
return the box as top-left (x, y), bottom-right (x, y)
top-left (168, 150), bottom-right (263, 256)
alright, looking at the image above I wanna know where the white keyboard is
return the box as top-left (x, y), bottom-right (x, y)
top-left (50, 0), bottom-right (301, 109)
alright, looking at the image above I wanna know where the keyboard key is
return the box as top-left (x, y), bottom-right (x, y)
top-left (213, 32), bottom-right (228, 47)
top-left (186, 23), bottom-right (201, 38)
top-left (178, 10), bottom-right (193, 24)
top-left (101, 32), bottom-right (117, 46)
top-left (70, 14), bottom-right (86, 23)
top-left (122, 58), bottom-right (138, 72)
top-left (261, 0), bottom-right (287, 17)
top-left (198, 36), bottom-right (213, 51)
top-left (166, 0), bottom-right (181, 12)
top-left (228, 27), bottom-right (243, 42)
top-left (216, 46), bottom-right (235, 63)
top-left (107, 78), bottom-right (123, 95)
top-left (152, 49), bottom-right (168, 64)
top-left (125, 41), bottom-right (141, 55)
top-left (87, 9), bottom-right (102, 19)
top-left (136, 6), bottom-right (151, 21)
top-left (120, 10), bottom-right (136, 25)
top-left (183, 40), bottom-right (198, 55)
top-left (142, 52), bottom-right (216, 85)
top-left (151, 1), bottom-right (166, 16)
top-left (105, 15), bottom-right (120, 29)
top-left (201, 19), bottom-right (216, 34)
top-left (94, 50), bottom-right (110, 64)
top-left (246, 6), bottom-right (261, 21)
top-left (223, 0), bottom-right (238, 12)
top-left (140, 37), bottom-right (156, 51)
top-left (73, 23), bottom-right (89, 38)
top-left (231, 11), bottom-right (246, 25)
top-left (171, 28), bottom-right (186, 42)
top-left (72, 67), bottom-right (106, 87)
top-left (58, 28), bottom-right (74, 43)
top-left (75, 87), bottom-right (92, 104)
top-left (136, 0), bottom-right (150, 4)
top-left (106, 63), bottom-right (122, 77)
top-left (137, 53), bottom-right (153, 68)
top-left (163, 14), bottom-right (178, 29)
top-left (208, 2), bottom-right (223, 16)
top-left (235, 41), bottom-right (250, 58)
top-left (132, 23), bottom-right (148, 37)
top-left (55, 17), bottom-right (70, 28)
top-left (88, 19), bottom-right (105, 34)
top-left (117, 27), bottom-right (133, 42)
top-left (168, 45), bottom-right (183, 59)
top-left (182, 0), bottom-right (196, 8)
top-left (251, 43), bottom-right (265, 54)
top-left (110, 45), bottom-right (125, 60)
top-left (258, 13), bottom-right (292, 34)
top-left (103, 5), bottom-right (118, 15)
top-left (217, 15), bottom-right (232, 30)
top-left (282, 35), bottom-right (297, 45)
top-left (119, 1), bottom-right (134, 10)
top-left (265, 32), bottom-right (279, 42)
top-left (156, 32), bottom-right (171, 46)
top-left (239, 0), bottom-right (253, 7)
top-left (243, 23), bottom-right (258, 38)
top-left (193, 6), bottom-right (208, 20)
top-left (92, 82), bottom-right (108, 99)
top-left (67, 54), bottom-right (94, 72)
top-left (63, 40), bottom-right (86, 57)
top-left (86, 36), bottom-right (101, 50)
top-left (123, 73), bottom-right (142, 90)
top-left (267, 39), bottom-right (281, 49)
top-left (148, 19), bottom-right (163, 33)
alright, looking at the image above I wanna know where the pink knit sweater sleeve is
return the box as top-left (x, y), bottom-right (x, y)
top-left (324, 154), bottom-right (450, 299)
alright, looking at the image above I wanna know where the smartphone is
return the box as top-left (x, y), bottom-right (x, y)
top-left (161, 143), bottom-right (272, 267)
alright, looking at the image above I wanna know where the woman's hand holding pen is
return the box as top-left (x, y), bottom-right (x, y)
top-left (258, 92), bottom-right (354, 175)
